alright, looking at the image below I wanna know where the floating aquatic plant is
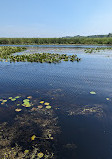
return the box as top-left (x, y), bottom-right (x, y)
top-left (0, 94), bottom-right (59, 158)
top-left (38, 105), bottom-right (43, 109)
top-left (11, 98), bottom-right (16, 101)
top-left (40, 101), bottom-right (44, 104)
top-left (46, 106), bottom-right (52, 109)
top-left (24, 150), bottom-right (29, 154)
top-left (90, 91), bottom-right (96, 95)
top-left (15, 108), bottom-right (22, 112)
top-left (27, 96), bottom-right (32, 99)
top-left (9, 97), bottom-right (12, 99)
top-left (0, 46), bottom-right (81, 63)
top-left (31, 135), bottom-right (36, 141)
top-left (0, 46), bottom-right (26, 59)
top-left (37, 152), bottom-right (44, 158)
top-left (2, 100), bottom-right (7, 103)
top-left (44, 102), bottom-right (50, 105)
top-left (15, 96), bottom-right (21, 99)
top-left (22, 99), bottom-right (31, 107)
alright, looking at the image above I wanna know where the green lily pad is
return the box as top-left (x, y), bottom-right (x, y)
top-left (22, 102), bottom-right (31, 107)
top-left (2, 100), bottom-right (7, 103)
top-left (37, 152), bottom-right (44, 158)
top-left (24, 150), bottom-right (29, 154)
top-left (15, 96), bottom-right (21, 99)
top-left (25, 104), bottom-right (31, 107)
top-left (40, 101), bottom-right (44, 104)
top-left (31, 135), bottom-right (36, 140)
top-left (90, 91), bottom-right (96, 95)
top-left (11, 98), bottom-right (16, 101)
top-left (9, 97), bottom-right (12, 99)
top-left (15, 108), bottom-right (22, 112)
top-left (23, 99), bottom-right (30, 102)
top-left (44, 102), bottom-right (50, 105)
top-left (46, 105), bottom-right (52, 109)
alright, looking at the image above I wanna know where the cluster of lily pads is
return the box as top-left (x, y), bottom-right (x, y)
top-left (0, 46), bottom-right (26, 59)
top-left (8, 53), bottom-right (81, 63)
top-left (84, 47), bottom-right (112, 53)
top-left (0, 46), bottom-right (81, 63)
top-left (0, 95), bottom-right (53, 112)
top-left (0, 95), bottom-right (59, 158)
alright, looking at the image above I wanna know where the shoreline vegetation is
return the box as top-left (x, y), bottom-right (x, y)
top-left (0, 46), bottom-right (81, 63)
top-left (1, 37), bottom-right (112, 45)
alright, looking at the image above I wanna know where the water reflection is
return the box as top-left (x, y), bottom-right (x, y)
top-left (0, 45), bottom-right (112, 158)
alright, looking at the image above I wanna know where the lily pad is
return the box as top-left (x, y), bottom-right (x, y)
top-left (9, 97), bottom-right (12, 99)
top-left (27, 96), bottom-right (32, 99)
top-left (22, 99), bottom-right (31, 107)
top-left (15, 108), bottom-right (22, 112)
top-left (31, 107), bottom-right (37, 111)
top-left (23, 99), bottom-right (30, 102)
top-left (38, 105), bottom-right (43, 109)
top-left (15, 96), bottom-right (21, 99)
top-left (48, 134), bottom-right (53, 139)
top-left (24, 150), bottom-right (29, 154)
top-left (11, 98), bottom-right (16, 101)
top-left (46, 105), bottom-right (52, 109)
top-left (37, 152), bottom-right (44, 158)
top-left (22, 103), bottom-right (31, 107)
top-left (44, 102), bottom-right (50, 105)
top-left (40, 101), bottom-right (44, 104)
top-left (31, 135), bottom-right (36, 141)
top-left (90, 91), bottom-right (96, 95)
top-left (2, 100), bottom-right (7, 103)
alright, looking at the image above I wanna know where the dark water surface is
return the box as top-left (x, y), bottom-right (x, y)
top-left (0, 45), bottom-right (112, 158)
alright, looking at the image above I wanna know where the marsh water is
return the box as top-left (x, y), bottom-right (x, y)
top-left (0, 45), bottom-right (112, 158)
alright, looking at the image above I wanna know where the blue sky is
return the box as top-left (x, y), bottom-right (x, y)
top-left (0, 0), bottom-right (112, 37)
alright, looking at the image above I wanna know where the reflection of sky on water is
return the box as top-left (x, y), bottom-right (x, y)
top-left (13, 45), bottom-right (112, 58)
top-left (0, 45), bottom-right (112, 158)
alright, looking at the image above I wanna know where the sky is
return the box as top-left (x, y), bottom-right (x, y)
top-left (0, 0), bottom-right (112, 38)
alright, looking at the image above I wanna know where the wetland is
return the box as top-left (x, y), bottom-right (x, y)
top-left (0, 45), bottom-right (112, 159)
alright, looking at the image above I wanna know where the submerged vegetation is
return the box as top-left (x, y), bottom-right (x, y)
top-left (0, 95), bottom-right (60, 158)
top-left (0, 46), bottom-right (81, 63)
top-left (1, 37), bottom-right (112, 45)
